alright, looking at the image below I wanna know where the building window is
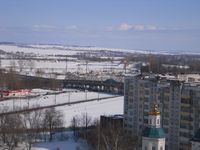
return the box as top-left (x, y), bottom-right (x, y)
top-left (152, 146), bottom-right (156, 150)
top-left (160, 146), bottom-right (163, 150)
top-left (144, 146), bottom-right (147, 150)
top-left (157, 119), bottom-right (160, 124)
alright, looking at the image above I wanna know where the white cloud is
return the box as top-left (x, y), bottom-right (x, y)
top-left (133, 25), bottom-right (145, 31)
top-left (119, 23), bottom-right (132, 31)
top-left (146, 25), bottom-right (157, 31)
top-left (105, 26), bottom-right (113, 31)
top-left (65, 25), bottom-right (78, 31)
top-left (117, 23), bottom-right (162, 31)
top-left (33, 25), bottom-right (57, 32)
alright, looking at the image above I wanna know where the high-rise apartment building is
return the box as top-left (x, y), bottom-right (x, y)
top-left (124, 73), bottom-right (200, 150)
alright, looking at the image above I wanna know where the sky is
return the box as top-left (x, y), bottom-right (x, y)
top-left (0, 0), bottom-right (200, 52)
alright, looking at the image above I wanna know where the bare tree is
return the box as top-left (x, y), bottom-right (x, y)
top-left (21, 110), bottom-right (44, 150)
top-left (84, 118), bottom-right (138, 150)
top-left (43, 108), bottom-right (64, 141)
top-left (5, 68), bottom-right (23, 89)
top-left (80, 112), bottom-right (92, 131)
top-left (35, 68), bottom-right (44, 78)
top-left (70, 115), bottom-right (80, 137)
top-left (27, 60), bottom-right (35, 72)
top-left (0, 114), bottom-right (22, 150)
top-left (18, 59), bottom-right (25, 72)
top-left (0, 54), bottom-right (2, 71)
top-left (100, 125), bottom-right (138, 150)
top-left (9, 60), bottom-right (16, 72)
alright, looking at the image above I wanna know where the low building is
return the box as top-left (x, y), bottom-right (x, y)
top-left (100, 114), bottom-right (123, 129)
top-left (0, 89), bottom-right (31, 98)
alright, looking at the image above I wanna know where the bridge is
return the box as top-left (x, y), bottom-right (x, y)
top-left (63, 78), bottom-right (124, 94)
top-left (18, 74), bottom-right (124, 94)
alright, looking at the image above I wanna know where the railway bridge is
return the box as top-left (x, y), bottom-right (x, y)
top-left (16, 74), bottom-right (124, 94)
top-left (63, 78), bottom-right (124, 94)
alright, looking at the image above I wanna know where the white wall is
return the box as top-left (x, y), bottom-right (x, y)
top-left (142, 137), bottom-right (165, 150)
top-left (191, 141), bottom-right (200, 150)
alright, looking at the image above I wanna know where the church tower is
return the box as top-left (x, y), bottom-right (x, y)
top-left (142, 104), bottom-right (165, 150)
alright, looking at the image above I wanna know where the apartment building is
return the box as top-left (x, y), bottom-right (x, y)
top-left (124, 73), bottom-right (200, 150)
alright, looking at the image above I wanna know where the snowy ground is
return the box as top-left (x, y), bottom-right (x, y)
top-left (0, 44), bottom-right (126, 149)
top-left (34, 139), bottom-right (88, 150)
top-left (4, 132), bottom-right (89, 150)
top-left (60, 95), bottom-right (123, 126)
top-left (33, 132), bottom-right (89, 150)
top-left (0, 43), bottom-right (139, 80)
top-left (0, 89), bottom-right (123, 150)
top-left (0, 89), bottom-right (124, 127)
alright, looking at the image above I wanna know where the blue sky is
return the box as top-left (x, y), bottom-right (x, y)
top-left (0, 0), bottom-right (200, 52)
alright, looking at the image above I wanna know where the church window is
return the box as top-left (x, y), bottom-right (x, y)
top-left (152, 146), bottom-right (156, 150)
top-left (144, 146), bottom-right (147, 150)
top-left (157, 119), bottom-right (160, 124)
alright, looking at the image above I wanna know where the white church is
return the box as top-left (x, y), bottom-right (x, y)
top-left (142, 104), bottom-right (166, 150)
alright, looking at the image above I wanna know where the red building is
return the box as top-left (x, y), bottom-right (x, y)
top-left (0, 89), bottom-right (31, 98)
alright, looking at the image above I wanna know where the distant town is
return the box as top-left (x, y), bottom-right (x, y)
top-left (0, 43), bottom-right (199, 149)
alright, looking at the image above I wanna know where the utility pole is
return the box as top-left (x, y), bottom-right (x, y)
top-left (97, 86), bottom-right (100, 100)
top-left (65, 57), bottom-right (68, 79)
top-left (85, 60), bottom-right (88, 74)
top-left (68, 91), bottom-right (71, 104)
top-left (13, 99), bottom-right (15, 111)
top-left (77, 64), bottom-right (80, 75)
top-left (85, 89), bottom-right (88, 100)
top-left (28, 96), bottom-right (30, 108)
top-left (54, 93), bottom-right (56, 104)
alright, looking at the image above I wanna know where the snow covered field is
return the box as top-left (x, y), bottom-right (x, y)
top-left (6, 131), bottom-right (89, 150)
top-left (33, 132), bottom-right (89, 150)
top-left (0, 89), bottom-right (124, 127)
top-left (0, 43), bottom-right (138, 80)
top-left (60, 95), bottom-right (123, 126)
top-left (0, 44), bottom-right (126, 150)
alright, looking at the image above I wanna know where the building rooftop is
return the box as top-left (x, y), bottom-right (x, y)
top-left (142, 127), bottom-right (165, 138)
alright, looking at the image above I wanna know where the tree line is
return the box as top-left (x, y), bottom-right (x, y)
top-left (70, 113), bottom-right (138, 150)
top-left (0, 107), bottom-right (63, 150)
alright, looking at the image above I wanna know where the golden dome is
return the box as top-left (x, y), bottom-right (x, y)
top-left (149, 103), bottom-right (160, 116)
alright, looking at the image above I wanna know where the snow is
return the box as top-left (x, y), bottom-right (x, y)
top-left (34, 140), bottom-right (88, 150)
top-left (0, 90), bottom-right (112, 110)
top-left (60, 95), bottom-right (123, 126)
top-left (0, 89), bottom-right (124, 127)
top-left (0, 89), bottom-right (123, 150)
top-left (0, 43), bottom-right (140, 80)
top-left (0, 43), bottom-right (127, 149)
top-left (6, 131), bottom-right (89, 150)
top-left (32, 131), bottom-right (89, 150)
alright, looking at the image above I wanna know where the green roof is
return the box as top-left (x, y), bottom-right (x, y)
top-left (143, 127), bottom-right (165, 138)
